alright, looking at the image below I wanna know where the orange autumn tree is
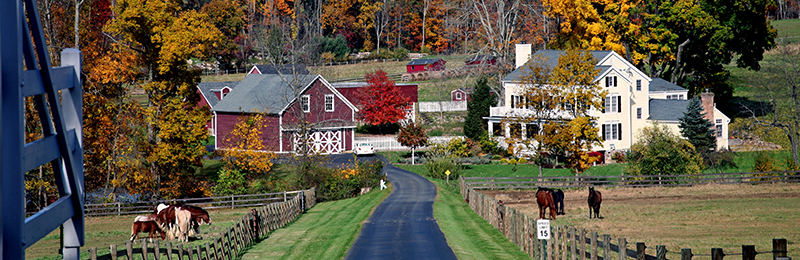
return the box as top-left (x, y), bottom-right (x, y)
top-left (222, 112), bottom-right (276, 174)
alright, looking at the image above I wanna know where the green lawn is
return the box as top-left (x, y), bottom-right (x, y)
top-left (772, 19), bottom-right (800, 43)
top-left (238, 185), bottom-right (391, 260)
top-left (428, 178), bottom-right (533, 259)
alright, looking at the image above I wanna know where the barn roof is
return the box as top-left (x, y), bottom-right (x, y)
top-left (197, 81), bottom-right (238, 108)
top-left (649, 78), bottom-right (687, 92)
top-left (406, 58), bottom-right (444, 66)
top-left (251, 64), bottom-right (309, 75)
top-left (212, 74), bottom-right (319, 114)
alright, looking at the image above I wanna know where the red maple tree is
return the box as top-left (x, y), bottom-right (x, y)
top-left (356, 70), bottom-right (411, 126)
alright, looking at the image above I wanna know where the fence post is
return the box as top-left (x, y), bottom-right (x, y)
top-left (553, 226), bottom-right (560, 260)
top-left (579, 228), bottom-right (586, 260)
top-left (682, 249), bottom-right (692, 260)
top-left (656, 245), bottom-right (666, 260)
top-left (166, 242), bottom-right (173, 260)
top-left (231, 195), bottom-right (235, 209)
top-left (89, 247), bottom-right (97, 260)
top-left (561, 227), bottom-right (568, 260)
top-left (773, 239), bottom-right (788, 260)
top-left (110, 244), bottom-right (118, 260)
top-left (571, 228), bottom-right (577, 260)
top-left (153, 240), bottom-right (160, 260)
top-left (743, 245), bottom-right (756, 260)
top-left (126, 240), bottom-right (133, 259)
top-left (619, 238), bottom-right (627, 260)
top-left (637, 243), bottom-right (646, 260)
top-left (591, 232), bottom-right (598, 260)
top-left (178, 244), bottom-right (185, 260)
top-left (117, 202), bottom-right (121, 216)
top-left (284, 191), bottom-right (287, 202)
top-left (712, 248), bottom-right (724, 260)
top-left (603, 235), bottom-right (611, 260)
top-left (140, 239), bottom-right (148, 259)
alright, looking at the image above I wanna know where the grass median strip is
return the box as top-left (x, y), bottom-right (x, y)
top-left (428, 178), bottom-right (532, 260)
top-left (238, 185), bottom-right (391, 260)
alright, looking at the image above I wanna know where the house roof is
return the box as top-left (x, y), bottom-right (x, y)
top-left (649, 78), bottom-right (687, 92)
top-left (212, 74), bottom-right (319, 114)
top-left (251, 64), bottom-right (309, 75)
top-left (504, 50), bottom-right (614, 81)
top-left (407, 58), bottom-right (444, 66)
top-left (198, 81), bottom-right (238, 107)
top-left (649, 99), bottom-right (689, 121)
top-left (452, 87), bottom-right (472, 93)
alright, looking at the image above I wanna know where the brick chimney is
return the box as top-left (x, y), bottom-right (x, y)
top-left (700, 89), bottom-right (715, 124)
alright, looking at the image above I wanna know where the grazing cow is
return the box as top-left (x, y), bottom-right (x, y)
top-left (536, 188), bottom-right (557, 220)
top-left (588, 187), bottom-right (603, 219)
top-left (552, 189), bottom-right (565, 215)
top-left (130, 214), bottom-right (166, 242)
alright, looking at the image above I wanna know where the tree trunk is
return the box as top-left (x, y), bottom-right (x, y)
top-left (412, 147), bottom-right (416, 165)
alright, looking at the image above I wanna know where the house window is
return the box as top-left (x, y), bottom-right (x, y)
top-left (605, 76), bottom-right (618, 87)
top-left (510, 124), bottom-right (522, 139)
top-left (325, 94), bottom-right (334, 112)
top-left (526, 124), bottom-right (539, 139)
top-left (492, 123), bottom-right (503, 136)
top-left (636, 80), bottom-right (642, 91)
top-left (716, 119), bottom-right (723, 137)
top-left (667, 94), bottom-right (685, 100)
top-left (604, 95), bottom-right (622, 113)
top-left (636, 107), bottom-right (642, 119)
top-left (511, 95), bottom-right (525, 108)
top-left (456, 92), bottom-right (462, 100)
top-left (602, 123), bottom-right (623, 141)
top-left (301, 95), bottom-right (310, 113)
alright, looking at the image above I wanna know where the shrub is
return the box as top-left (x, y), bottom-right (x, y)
top-left (430, 137), bottom-right (470, 157)
top-left (424, 156), bottom-right (462, 180)
top-left (317, 160), bottom-right (385, 201)
top-left (213, 168), bottom-right (248, 196)
top-left (518, 158), bottom-right (528, 164)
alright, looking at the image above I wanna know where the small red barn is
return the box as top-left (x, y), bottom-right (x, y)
top-left (406, 58), bottom-right (446, 73)
top-left (212, 74), bottom-right (358, 154)
top-left (451, 88), bottom-right (471, 102)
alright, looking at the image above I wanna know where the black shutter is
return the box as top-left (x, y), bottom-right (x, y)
top-left (617, 96), bottom-right (622, 113)
top-left (613, 76), bottom-right (618, 87)
top-left (602, 124), bottom-right (606, 141)
top-left (618, 123), bottom-right (623, 140)
top-left (602, 97), bottom-right (606, 113)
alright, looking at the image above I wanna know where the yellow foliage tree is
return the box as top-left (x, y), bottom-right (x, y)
top-left (543, 0), bottom-right (644, 63)
top-left (222, 113), bottom-right (276, 174)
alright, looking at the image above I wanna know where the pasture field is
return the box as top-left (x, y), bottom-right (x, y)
top-left (25, 207), bottom-right (256, 260)
top-left (480, 183), bottom-right (800, 259)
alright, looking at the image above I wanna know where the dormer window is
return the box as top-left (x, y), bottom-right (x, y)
top-left (636, 80), bottom-right (642, 91)
top-left (605, 76), bottom-right (617, 87)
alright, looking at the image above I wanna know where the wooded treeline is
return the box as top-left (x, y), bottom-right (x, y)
top-left (23, 0), bottom-right (787, 203)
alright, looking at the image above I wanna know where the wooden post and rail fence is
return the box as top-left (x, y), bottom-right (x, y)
top-left (82, 188), bottom-right (315, 260)
top-left (459, 175), bottom-right (796, 260)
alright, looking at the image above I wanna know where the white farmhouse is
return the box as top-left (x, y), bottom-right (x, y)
top-left (486, 44), bottom-right (730, 161)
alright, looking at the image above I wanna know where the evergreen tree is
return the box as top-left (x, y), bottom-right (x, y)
top-left (678, 98), bottom-right (716, 152)
top-left (464, 76), bottom-right (493, 140)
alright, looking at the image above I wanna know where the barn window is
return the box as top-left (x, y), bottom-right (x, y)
top-left (301, 95), bottom-right (310, 113)
top-left (456, 92), bottom-right (462, 100)
top-left (325, 94), bottom-right (334, 112)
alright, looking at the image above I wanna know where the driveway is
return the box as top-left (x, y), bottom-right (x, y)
top-left (344, 160), bottom-right (458, 260)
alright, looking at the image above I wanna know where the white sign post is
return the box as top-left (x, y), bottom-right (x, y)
top-left (537, 219), bottom-right (550, 239)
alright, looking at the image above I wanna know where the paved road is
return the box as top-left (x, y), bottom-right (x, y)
top-left (345, 158), bottom-right (458, 260)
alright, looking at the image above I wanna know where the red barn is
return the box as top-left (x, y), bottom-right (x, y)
top-left (332, 82), bottom-right (419, 121)
top-left (406, 58), bottom-right (446, 73)
top-left (212, 74), bottom-right (359, 154)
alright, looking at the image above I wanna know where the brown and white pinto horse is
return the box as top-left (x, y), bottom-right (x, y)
top-left (155, 203), bottom-right (212, 239)
top-left (130, 214), bottom-right (166, 242)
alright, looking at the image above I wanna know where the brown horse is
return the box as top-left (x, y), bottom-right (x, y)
top-left (588, 187), bottom-right (603, 219)
top-left (155, 204), bottom-right (212, 237)
top-left (130, 214), bottom-right (166, 242)
top-left (174, 208), bottom-right (192, 242)
top-left (536, 188), bottom-right (557, 220)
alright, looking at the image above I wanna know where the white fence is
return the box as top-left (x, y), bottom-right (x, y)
top-left (355, 136), bottom-right (463, 151)
top-left (418, 101), bottom-right (467, 112)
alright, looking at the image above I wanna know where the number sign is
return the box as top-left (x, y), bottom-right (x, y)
top-left (537, 219), bottom-right (550, 240)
